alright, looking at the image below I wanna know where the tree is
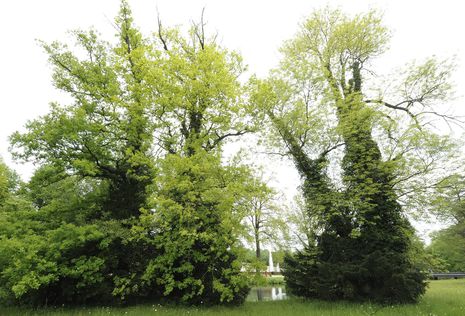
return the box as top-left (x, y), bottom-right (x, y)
top-left (135, 10), bottom-right (252, 305)
top-left (428, 226), bottom-right (465, 272)
top-left (152, 13), bottom-right (251, 157)
top-left (3, 1), bottom-right (251, 306)
top-left (230, 164), bottom-right (286, 261)
top-left (11, 3), bottom-right (156, 220)
top-left (3, 2), bottom-right (164, 305)
top-left (0, 158), bottom-right (10, 205)
top-left (427, 173), bottom-right (465, 272)
top-left (237, 170), bottom-right (288, 282)
top-left (431, 173), bottom-right (465, 223)
top-left (0, 158), bottom-right (30, 212)
top-left (251, 8), bottom-right (457, 303)
top-left (242, 181), bottom-right (283, 261)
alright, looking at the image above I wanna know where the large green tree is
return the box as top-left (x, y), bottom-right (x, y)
top-left (3, 2), bottom-right (162, 305)
top-left (131, 14), bottom-right (252, 304)
top-left (252, 8), bottom-right (457, 303)
top-left (3, 1), bottom-right (250, 306)
top-left (11, 3), bottom-right (156, 220)
top-left (143, 151), bottom-right (249, 305)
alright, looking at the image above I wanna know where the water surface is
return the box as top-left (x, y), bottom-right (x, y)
top-left (246, 286), bottom-right (287, 302)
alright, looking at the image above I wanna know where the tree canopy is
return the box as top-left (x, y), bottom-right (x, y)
top-left (0, 2), bottom-right (463, 308)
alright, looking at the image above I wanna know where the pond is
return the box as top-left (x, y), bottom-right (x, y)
top-left (246, 286), bottom-right (287, 302)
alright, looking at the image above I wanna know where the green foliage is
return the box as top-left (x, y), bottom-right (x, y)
top-left (431, 173), bottom-right (465, 222)
top-left (428, 224), bottom-right (465, 272)
top-left (0, 159), bottom-right (11, 205)
top-left (232, 162), bottom-right (288, 261)
top-left (408, 236), bottom-right (448, 273)
top-left (426, 173), bottom-right (465, 272)
top-left (0, 223), bottom-right (106, 304)
top-left (10, 2), bottom-right (156, 219)
top-left (2, 1), bottom-right (458, 308)
top-left (0, 162), bottom-right (161, 305)
top-left (248, 248), bottom-right (285, 267)
top-left (152, 27), bottom-right (250, 156)
top-left (0, 158), bottom-right (24, 207)
top-left (142, 151), bottom-right (249, 305)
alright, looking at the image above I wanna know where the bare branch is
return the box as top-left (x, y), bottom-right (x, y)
top-left (206, 129), bottom-right (249, 150)
top-left (320, 142), bottom-right (345, 157)
top-left (193, 8), bottom-right (206, 50)
top-left (365, 99), bottom-right (421, 127)
top-left (253, 150), bottom-right (288, 157)
top-left (157, 10), bottom-right (169, 51)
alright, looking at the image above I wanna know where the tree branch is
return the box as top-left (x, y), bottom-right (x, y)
top-left (365, 99), bottom-right (421, 127)
top-left (157, 11), bottom-right (169, 51)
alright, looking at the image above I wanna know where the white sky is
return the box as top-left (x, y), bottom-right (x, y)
top-left (0, 0), bottom-right (464, 240)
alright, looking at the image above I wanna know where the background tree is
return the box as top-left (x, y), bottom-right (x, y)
top-left (0, 158), bottom-right (30, 212)
top-left (236, 167), bottom-right (287, 261)
top-left (427, 173), bottom-right (465, 272)
top-left (0, 158), bottom-right (10, 205)
top-left (428, 227), bottom-right (465, 272)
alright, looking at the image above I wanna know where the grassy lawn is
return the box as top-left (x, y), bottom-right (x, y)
top-left (2, 279), bottom-right (465, 316)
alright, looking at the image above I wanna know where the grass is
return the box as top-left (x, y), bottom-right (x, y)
top-left (250, 275), bottom-right (285, 286)
top-left (265, 275), bottom-right (284, 285)
top-left (1, 279), bottom-right (465, 316)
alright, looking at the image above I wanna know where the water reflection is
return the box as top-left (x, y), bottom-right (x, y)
top-left (247, 286), bottom-right (287, 302)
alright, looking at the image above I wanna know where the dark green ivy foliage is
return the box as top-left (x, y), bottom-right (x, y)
top-left (283, 95), bottom-right (427, 301)
top-left (1, 1), bottom-right (249, 307)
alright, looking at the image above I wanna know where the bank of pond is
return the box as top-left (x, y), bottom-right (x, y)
top-left (1, 279), bottom-right (464, 316)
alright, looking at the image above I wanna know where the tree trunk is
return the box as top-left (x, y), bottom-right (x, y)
top-left (255, 232), bottom-right (261, 259)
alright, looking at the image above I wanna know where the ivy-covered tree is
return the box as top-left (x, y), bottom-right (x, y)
top-left (252, 8), bottom-right (457, 303)
top-left (3, 1), bottom-right (163, 305)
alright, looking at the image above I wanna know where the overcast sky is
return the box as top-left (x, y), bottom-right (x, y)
top-left (0, 0), bottom-right (464, 239)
